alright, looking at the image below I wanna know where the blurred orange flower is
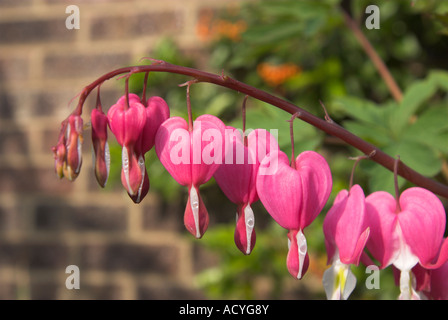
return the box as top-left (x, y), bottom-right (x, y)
top-left (196, 11), bottom-right (247, 42)
top-left (257, 62), bottom-right (301, 87)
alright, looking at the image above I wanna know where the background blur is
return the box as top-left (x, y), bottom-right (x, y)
top-left (0, 0), bottom-right (447, 300)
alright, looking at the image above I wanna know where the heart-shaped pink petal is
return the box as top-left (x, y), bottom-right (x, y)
top-left (155, 115), bottom-right (225, 187)
top-left (214, 127), bottom-right (256, 205)
top-left (256, 150), bottom-right (332, 230)
top-left (294, 151), bottom-right (333, 229)
top-left (398, 187), bottom-right (447, 268)
top-left (256, 149), bottom-right (303, 230)
top-left (323, 185), bottom-right (370, 265)
top-left (107, 96), bottom-right (146, 147)
top-left (137, 96), bottom-right (170, 154)
top-left (365, 191), bottom-right (400, 269)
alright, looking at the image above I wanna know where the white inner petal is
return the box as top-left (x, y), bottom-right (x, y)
top-left (322, 258), bottom-right (357, 300)
top-left (190, 186), bottom-right (200, 238)
top-left (296, 230), bottom-right (307, 279)
top-left (105, 142), bottom-right (111, 182)
top-left (244, 205), bottom-right (255, 254)
top-left (122, 146), bottom-right (132, 194)
top-left (134, 154), bottom-right (146, 203)
top-left (392, 223), bottom-right (419, 272)
top-left (76, 136), bottom-right (82, 173)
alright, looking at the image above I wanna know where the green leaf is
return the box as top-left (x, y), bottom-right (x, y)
top-left (343, 120), bottom-right (391, 146)
top-left (259, 0), bottom-right (331, 19)
top-left (402, 105), bottom-right (448, 153)
top-left (241, 21), bottom-right (304, 44)
top-left (428, 69), bottom-right (448, 92)
top-left (204, 92), bottom-right (236, 117)
top-left (390, 79), bottom-right (438, 136)
top-left (394, 140), bottom-right (442, 177)
top-left (334, 96), bottom-right (390, 127)
top-left (364, 139), bottom-right (442, 194)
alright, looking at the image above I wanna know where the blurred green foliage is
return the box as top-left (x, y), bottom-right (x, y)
top-left (105, 0), bottom-right (448, 300)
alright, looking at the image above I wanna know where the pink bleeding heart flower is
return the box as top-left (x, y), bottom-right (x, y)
top-left (365, 187), bottom-right (448, 300)
top-left (91, 108), bottom-right (110, 188)
top-left (129, 95), bottom-right (170, 203)
top-left (107, 94), bottom-right (147, 197)
top-left (256, 149), bottom-right (332, 279)
top-left (214, 127), bottom-right (279, 255)
top-left (322, 184), bottom-right (370, 300)
top-left (155, 114), bottom-right (225, 238)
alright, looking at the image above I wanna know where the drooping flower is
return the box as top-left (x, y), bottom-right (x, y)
top-left (155, 114), bottom-right (225, 238)
top-left (256, 149), bottom-right (332, 279)
top-left (107, 92), bottom-right (170, 203)
top-left (214, 127), bottom-right (279, 255)
top-left (365, 187), bottom-right (448, 300)
top-left (322, 184), bottom-right (370, 300)
top-left (107, 94), bottom-right (147, 197)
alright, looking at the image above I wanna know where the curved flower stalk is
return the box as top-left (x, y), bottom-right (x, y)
top-left (365, 185), bottom-right (448, 299)
top-left (256, 114), bottom-right (333, 279)
top-left (214, 126), bottom-right (279, 254)
top-left (322, 184), bottom-right (370, 300)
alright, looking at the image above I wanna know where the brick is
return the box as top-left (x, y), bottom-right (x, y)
top-left (0, 127), bottom-right (28, 155)
top-left (27, 242), bottom-right (70, 269)
top-left (0, 205), bottom-right (22, 232)
top-left (0, 281), bottom-right (17, 299)
top-left (0, 56), bottom-right (29, 82)
top-left (43, 0), bottom-right (135, 3)
top-left (43, 52), bottom-right (131, 79)
top-left (90, 11), bottom-right (183, 41)
top-left (0, 242), bottom-right (21, 267)
top-left (35, 203), bottom-right (128, 232)
top-left (137, 281), bottom-right (205, 299)
top-left (0, 0), bottom-right (32, 7)
top-left (0, 166), bottom-right (75, 194)
top-left (0, 19), bottom-right (76, 44)
top-left (0, 92), bottom-right (15, 119)
top-left (80, 243), bottom-right (178, 274)
top-left (29, 280), bottom-right (60, 300)
top-left (0, 241), bottom-right (69, 270)
top-left (142, 196), bottom-right (185, 232)
top-left (67, 282), bottom-right (126, 300)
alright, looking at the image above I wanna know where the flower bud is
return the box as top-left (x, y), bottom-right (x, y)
top-left (91, 108), bottom-right (110, 187)
top-left (64, 114), bottom-right (83, 181)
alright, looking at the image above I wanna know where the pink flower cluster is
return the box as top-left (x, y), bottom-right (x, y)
top-left (323, 183), bottom-right (448, 300)
top-left (53, 89), bottom-right (448, 300)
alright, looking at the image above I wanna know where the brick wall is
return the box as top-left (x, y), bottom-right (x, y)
top-left (0, 0), bottom-right (244, 300)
